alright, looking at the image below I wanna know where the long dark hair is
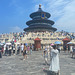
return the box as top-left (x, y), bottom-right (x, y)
top-left (52, 45), bottom-right (57, 49)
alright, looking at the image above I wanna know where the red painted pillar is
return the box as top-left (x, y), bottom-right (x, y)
top-left (34, 37), bottom-right (41, 51)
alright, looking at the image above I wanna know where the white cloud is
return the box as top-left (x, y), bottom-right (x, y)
top-left (34, 0), bottom-right (75, 32)
top-left (9, 26), bottom-right (23, 33)
top-left (44, 0), bottom-right (71, 19)
top-left (55, 0), bottom-right (75, 32)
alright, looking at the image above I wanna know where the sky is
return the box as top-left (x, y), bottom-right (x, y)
top-left (0, 0), bottom-right (75, 34)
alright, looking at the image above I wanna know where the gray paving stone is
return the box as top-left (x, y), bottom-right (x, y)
top-left (71, 73), bottom-right (75, 75)
top-left (0, 51), bottom-right (75, 75)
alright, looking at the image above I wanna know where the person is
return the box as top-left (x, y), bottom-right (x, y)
top-left (49, 44), bottom-right (53, 62)
top-left (57, 44), bottom-right (61, 53)
top-left (9, 45), bottom-right (12, 56)
top-left (23, 44), bottom-right (27, 60)
top-left (30, 44), bottom-right (32, 54)
top-left (43, 50), bottom-right (48, 65)
top-left (27, 46), bottom-right (30, 54)
top-left (68, 45), bottom-right (70, 53)
top-left (72, 44), bottom-right (75, 58)
top-left (5, 45), bottom-right (8, 56)
top-left (1, 46), bottom-right (4, 54)
top-left (13, 45), bottom-right (16, 55)
top-left (17, 44), bottom-right (20, 54)
top-left (42, 46), bottom-right (48, 65)
top-left (70, 45), bottom-right (73, 53)
top-left (64, 45), bottom-right (67, 52)
top-left (20, 43), bottom-right (24, 53)
top-left (0, 46), bottom-right (2, 58)
top-left (49, 45), bottom-right (60, 75)
top-left (45, 45), bottom-right (47, 51)
top-left (47, 45), bottom-right (50, 56)
top-left (7, 45), bottom-right (9, 56)
top-left (4, 44), bottom-right (6, 55)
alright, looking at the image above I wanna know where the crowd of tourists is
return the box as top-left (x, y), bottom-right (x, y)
top-left (63, 44), bottom-right (75, 58)
top-left (0, 43), bottom-right (34, 60)
top-left (0, 42), bottom-right (75, 75)
top-left (0, 30), bottom-right (75, 75)
top-left (0, 30), bottom-right (75, 43)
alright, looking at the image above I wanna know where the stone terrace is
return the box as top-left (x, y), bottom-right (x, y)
top-left (0, 50), bottom-right (75, 75)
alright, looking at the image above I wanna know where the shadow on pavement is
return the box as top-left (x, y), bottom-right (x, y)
top-left (39, 63), bottom-right (50, 66)
top-left (71, 57), bottom-right (75, 59)
top-left (43, 69), bottom-right (58, 75)
top-left (19, 58), bottom-right (24, 60)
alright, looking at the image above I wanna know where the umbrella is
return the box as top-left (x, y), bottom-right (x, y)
top-left (15, 42), bottom-right (20, 44)
top-left (51, 43), bottom-right (54, 46)
top-left (67, 42), bottom-right (73, 44)
top-left (0, 43), bottom-right (3, 45)
top-left (20, 35), bottom-right (23, 37)
top-left (25, 43), bottom-right (28, 46)
top-left (3, 42), bottom-right (5, 44)
top-left (55, 41), bottom-right (61, 44)
top-left (6, 43), bottom-right (11, 45)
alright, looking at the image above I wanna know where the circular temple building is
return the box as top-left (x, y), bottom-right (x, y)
top-left (24, 4), bottom-right (57, 32)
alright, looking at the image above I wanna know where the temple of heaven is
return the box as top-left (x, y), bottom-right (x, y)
top-left (24, 4), bottom-right (57, 32)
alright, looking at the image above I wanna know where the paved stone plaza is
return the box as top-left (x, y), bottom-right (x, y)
top-left (0, 50), bottom-right (75, 75)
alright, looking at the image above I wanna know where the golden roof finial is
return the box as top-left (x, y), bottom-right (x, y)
top-left (39, 4), bottom-right (41, 8)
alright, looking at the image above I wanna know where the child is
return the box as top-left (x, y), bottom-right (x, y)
top-left (43, 50), bottom-right (48, 65)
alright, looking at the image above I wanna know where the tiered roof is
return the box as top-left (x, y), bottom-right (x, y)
top-left (24, 4), bottom-right (57, 32)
